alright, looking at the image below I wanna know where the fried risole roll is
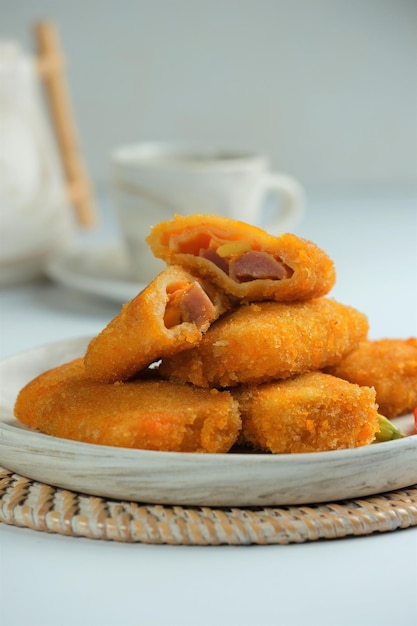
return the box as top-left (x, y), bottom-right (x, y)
top-left (235, 372), bottom-right (380, 453)
top-left (84, 265), bottom-right (230, 383)
top-left (160, 298), bottom-right (369, 388)
top-left (326, 338), bottom-right (417, 418)
top-left (146, 214), bottom-right (336, 302)
top-left (14, 358), bottom-right (241, 453)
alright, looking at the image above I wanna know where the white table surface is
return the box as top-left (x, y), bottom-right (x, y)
top-left (1, 189), bottom-right (416, 626)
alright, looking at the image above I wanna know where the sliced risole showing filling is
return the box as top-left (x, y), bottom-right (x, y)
top-left (163, 280), bottom-right (218, 329)
top-left (172, 232), bottom-right (293, 283)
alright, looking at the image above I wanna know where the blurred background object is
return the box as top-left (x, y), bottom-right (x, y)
top-left (35, 21), bottom-right (96, 228)
top-left (0, 17), bottom-right (96, 284)
top-left (0, 37), bottom-right (75, 284)
top-left (110, 141), bottom-right (305, 282)
top-left (2, 0), bottom-right (416, 196)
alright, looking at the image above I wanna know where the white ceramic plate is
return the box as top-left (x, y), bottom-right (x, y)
top-left (45, 244), bottom-right (145, 303)
top-left (0, 337), bottom-right (416, 507)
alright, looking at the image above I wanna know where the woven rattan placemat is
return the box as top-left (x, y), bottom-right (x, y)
top-left (1, 467), bottom-right (416, 545)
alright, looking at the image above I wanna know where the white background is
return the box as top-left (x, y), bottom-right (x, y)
top-left (1, 4), bottom-right (416, 626)
top-left (2, 0), bottom-right (416, 192)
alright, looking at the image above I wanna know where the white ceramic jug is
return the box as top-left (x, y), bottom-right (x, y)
top-left (0, 41), bottom-right (74, 284)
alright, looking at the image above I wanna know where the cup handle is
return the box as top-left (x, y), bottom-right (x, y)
top-left (260, 172), bottom-right (305, 233)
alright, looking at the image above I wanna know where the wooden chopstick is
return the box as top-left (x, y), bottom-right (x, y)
top-left (35, 20), bottom-right (96, 228)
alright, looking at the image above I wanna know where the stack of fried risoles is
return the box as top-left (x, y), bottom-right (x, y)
top-left (15, 215), bottom-right (416, 453)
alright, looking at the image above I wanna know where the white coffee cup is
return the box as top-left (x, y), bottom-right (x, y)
top-left (111, 142), bottom-right (305, 282)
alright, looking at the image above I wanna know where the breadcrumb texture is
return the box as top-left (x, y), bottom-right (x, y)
top-left (235, 372), bottom-right (380, 453)
top-left (14, 358), bottom-right (241, 453)
top-left (160, 298), bottom-right (369, 387)
top-left (326, 338), bottom-right (417, 418)
top-left (146, 213), bottom-right (336, 302)
top-left (84, 265), bottom-right (229, 383)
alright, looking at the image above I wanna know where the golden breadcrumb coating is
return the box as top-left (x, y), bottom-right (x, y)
top-left (146, 213), bottom-right (336, 302)
top-left (326, 338), bottom-right (417, 418)
top-left (234, 372), bottom-right (380, 453)
top-left (160, 298), bottom-right (369, 387)
top-left (14, 358), bottom-right (241, 453)
top-left (84, 265), bottom-right (230, 383)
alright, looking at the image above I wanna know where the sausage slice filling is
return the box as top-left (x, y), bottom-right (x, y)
top-left (171, 231), bottom-right (293, 283)
top-left (229, 250), bottom-right (290, 281)
top-left (164, 281), bottom-right (218, 329)
top-left (199, 244), bottom-right (292, 282)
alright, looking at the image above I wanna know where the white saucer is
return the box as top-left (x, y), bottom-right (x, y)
top-left (45, 243), bottom-right (146, 303)
top-left (0, 248), bottom-right (51, 286)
